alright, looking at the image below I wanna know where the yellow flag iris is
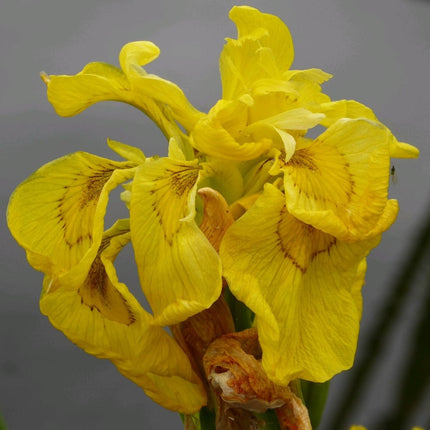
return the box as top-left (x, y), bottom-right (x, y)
top-left (7, 3), bottom-right (418, 419)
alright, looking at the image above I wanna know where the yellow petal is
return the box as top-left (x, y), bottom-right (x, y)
top-left (42, 41), bottom-right (201, 137)
top-left (130, 157), bottom-right (222, 326)
top-left (282, 118), bottom-right (396, 241)
top-left (107, 138), bottom-right (146, 163)
top-left (220, 35), bottom-right (279, 100)
top-left (220, 184), bottom-right (379, 384)
top-left (220, 6), bottom-right (294, 100)
top-left (190, 98), bottom-right (273, 161)
top-left (256, 108), bottom-right (325, 131)
top-left (119, 41), bottom-right (203, 130)
top-left (229, 6), bottom-right (294, 72)
top-left (319, 100), bottom-right (378, 127)
top-left (390, 139), bottom-right (419, 159)
top-left (40, 219), bottom-right (206, 413)
top-left (118, 41), bottom-right (160, 76)
top-left (319, 100), bottom-right (419, 159)
top-left (42, 63), bottom-right (131, 117)
top-left (7, 152), bottom-right (136, 281)
top-left (191, 116), bottom-right (272, 160)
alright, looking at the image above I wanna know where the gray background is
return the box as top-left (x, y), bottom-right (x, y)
top-left (1, 0), bottom-right (429, 429)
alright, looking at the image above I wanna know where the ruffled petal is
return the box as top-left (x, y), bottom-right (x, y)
top-left (220, 184), bottom-right (379, 384)
top-left (282, 118), bottom-right (397, 241)
top-left (40, 219), bottom-right (206, 413)
top-left (190, 98), bottom-right (273, 161)
top-left (130, 157), bottom-right (222, 326)
top-left (220, 6), bottom-right (294, 100)
top-left (7, 152), bottom-right (136, 282)
top-left (229, 6), bottom-right (294, 72)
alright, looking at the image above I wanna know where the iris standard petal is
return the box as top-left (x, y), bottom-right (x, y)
top-left (229, 6), bottom-right (294, 72)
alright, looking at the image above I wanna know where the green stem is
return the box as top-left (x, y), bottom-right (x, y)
top-left (301, 380), bottom-right (330, 429)
top-left (0, 410), bottom-right (7, 430)
top-left (224, 287), bottom-right (254, 331)
top-left (199, 406), bottom-right (216, 430)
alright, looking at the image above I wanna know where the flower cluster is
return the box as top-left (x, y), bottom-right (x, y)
top-left (8, 4), bottom-right (418, 422)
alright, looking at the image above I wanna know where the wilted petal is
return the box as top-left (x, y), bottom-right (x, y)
top-left (220, 184), bottom-right (379, 384)
top-left (130, 157), bottom-right (222, 326)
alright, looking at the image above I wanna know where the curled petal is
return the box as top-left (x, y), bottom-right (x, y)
top-left (42, 41), bottom-right (202, 134)
top-left (118, 41), bottom-right (160, 76)
top-left (7, 152), bottom-right (136, 282)
top-left (220, 184), bottom-right (379, 384)
top-left (130, 157), bottom-right (222, 326)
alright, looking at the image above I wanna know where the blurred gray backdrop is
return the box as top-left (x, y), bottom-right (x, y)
top-left (1, 0), bottom-right (429, 429)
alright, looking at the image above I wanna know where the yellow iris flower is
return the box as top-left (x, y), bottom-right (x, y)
top-left (7, 4), bottom-right (418, 419)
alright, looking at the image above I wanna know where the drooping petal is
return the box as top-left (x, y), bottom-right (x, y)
top-left (40, 219), bottom-right (206, 413)
top-left (7, 152), bottom-right (136, 283)
top-left (42, 41), bottom-right (202, 136)
top-left (282, 118), bottom-right (398, 241)
top-left (130, 157), bottom-right (222, 326)
top-left (220, 184), bottom-right (379, 384)
top-left (41, 63), bottom-right (130, 117)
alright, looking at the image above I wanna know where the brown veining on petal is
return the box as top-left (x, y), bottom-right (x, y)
top-left (56, 164), bottom-right (117, 248)
top-left (285, 144), bottom-right (355, 205)
top-left (78, 256), bottom-right (135, 325)
top-left (149, 165), bottom-right (200, 245)
top-left (276, 207), bottom-right (336, 274)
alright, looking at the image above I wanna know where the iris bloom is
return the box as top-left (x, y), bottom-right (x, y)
top-left (7, 5), bottom-right (418, 427)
